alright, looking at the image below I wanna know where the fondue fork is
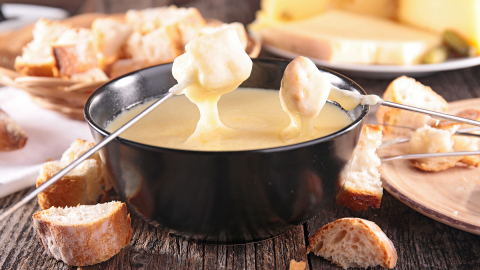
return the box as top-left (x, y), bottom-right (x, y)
top-left (378, 126), bottom-right (480, 149)
top-left (330, 85), bottom-right (480, 128)
top-left (0, 81), bottom-right (189, 222)
top-left (380, 150), bottom-right (480, 162)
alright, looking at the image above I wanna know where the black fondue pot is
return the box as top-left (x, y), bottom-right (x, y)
top-left (84, 59), bottom-right (368, 244)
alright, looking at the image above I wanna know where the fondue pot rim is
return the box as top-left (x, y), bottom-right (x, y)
top-left (84, 58), bottom-right (369, 154)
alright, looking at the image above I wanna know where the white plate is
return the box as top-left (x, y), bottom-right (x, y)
top-left (264, 44), bottom-right (480, 79)
top-left (0, 4), bottom-right (68, 32)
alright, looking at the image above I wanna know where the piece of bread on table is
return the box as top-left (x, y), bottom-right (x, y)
top-left (14, 18), bottom-right (71, 77)
top-left (307, 218), bottom-right (397, 269)
top-left (91, 17), bottom-right (133, 70)
top-left (0, 108), bottom-right (27, 151)
top-left (125, 5), bottom-right (205, 35)
top-left (376, 76), bottom-right (448, 135)
top-left (125, 25), bottom-right (182, 67)
top-left (32, 201), bottom-right (132, 266)
top-left (336, 124), bottom-right (383, 211)
top-left (59, 138), bottom-right (111, 191)
top-left (51, 28), bottom-right (98, 78)
top-left (36, 139), bottom-right (110, 209)
top-left (288, 259), bottom-right (306, 270)
top-left (408, 125), bottom-right (461, 172)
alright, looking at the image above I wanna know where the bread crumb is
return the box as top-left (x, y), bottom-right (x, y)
top-left (289, 259), bottom-right (306, 270)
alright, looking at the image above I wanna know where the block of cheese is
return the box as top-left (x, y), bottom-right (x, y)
top-left (398, 0), bottom-right (480, 53)
top-left (260, 10), bottom-right (441, 65)
top-left (333, 0), bottom-right (397, 19)
top-left (249, 0), bottom-right (396, 32)
top-left (259, 0), bottom-right (331, 21)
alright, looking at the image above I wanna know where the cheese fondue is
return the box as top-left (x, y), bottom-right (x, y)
top-left (171, 28), bottom-right (252, 145)
top-left (105, 88), bottom-right (353, 151)
top-left (280, 56), bottom-right (331, 142)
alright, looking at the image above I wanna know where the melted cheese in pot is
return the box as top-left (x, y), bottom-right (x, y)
top-left (105, 88), bottom-right (353, 151)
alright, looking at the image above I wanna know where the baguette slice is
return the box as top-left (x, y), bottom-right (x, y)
top-left (125, 6), bottom-right (205, 34)
top-left (36, 139), bottom-right (111, 209)
top-left (307, 218), bottom-right (397, 269)
top-left (14, 18), bottom-right (71, 77)
top-left (0, 108), bottom-right (27, 151)
top-left (125, 25), bottom-right (181, 67)
top-left (36, 160), bottom-right (100, 209)
top-left (408, 125), bottom-right (461, 172)
top-left (91, 17), bottom-right (133, 69)
top-left (32, 201), bottom-right (132, 266)
top-left (336, 124), bottom-right (383, 211)
top-left (52, 28), bottom-right (98, 78)
top-left (377, 76), bottom-right (448, 135)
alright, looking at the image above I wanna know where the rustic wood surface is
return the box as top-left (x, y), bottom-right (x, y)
top-left (2, 0), bottom-right (480, 269)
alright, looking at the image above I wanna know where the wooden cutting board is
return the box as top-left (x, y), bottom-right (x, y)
top-left (379, 98), bottom-right (480, 235)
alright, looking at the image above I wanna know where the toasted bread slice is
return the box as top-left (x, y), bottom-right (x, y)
top-left (408, 125), bottom-right (461, 172)
top-left (60, 138), bottom-right (111, 191)
top-left (51, 28), bottom-right (98, 78)
top-left (14, 18), bottom-right (71, 77)
top-left (91, 17), bottom-right (132, 69)
top-left (36, 160), bottom-right (100, 209)
top-left (377, 76), bottom-right (448, 135)
top-left (32, 201), bottom-right (132, 266)
top-left (336, 124), bottom-right (383, 211)
top-left (125, 25), bottom-right (181, 67)
top-left (307, 218), bottom-right (397, 269)
top-left (0, 108), bottom-right (27, 151)
top-left (36, 139), bottom-right (110, 209)
top-left (125, 5), bottom-right (205, 34)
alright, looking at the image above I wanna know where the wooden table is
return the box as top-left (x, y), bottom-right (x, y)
top-left (2, 1), bottom-right (480, 269)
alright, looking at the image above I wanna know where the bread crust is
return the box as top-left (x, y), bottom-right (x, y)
top-left (36, 160), bottom-right (96, 209)
top-left (336, 187), bottom-right (382, 211)
top-left (377, 76), bottom-right (448, 135)
top-left (337, 124), bottom-right (383, 211)
top-left (307, 218), bottom-right (397, 269)
top-left (0, 108), bottom-right (27, 151)
top-left (52, 43), bottom-right (98, 78)
top-left (32, 202), bottom-right (132, 266)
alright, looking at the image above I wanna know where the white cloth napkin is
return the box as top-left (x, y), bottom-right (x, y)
top-left (0, 86), bottom-right (93, 198)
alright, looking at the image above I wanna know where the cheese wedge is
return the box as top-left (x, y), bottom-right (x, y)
top-left (398, 0), bottom-right (480, 53)
top-left (260, 10), bottom-right (441, 65)
top-left (333, 0), bottom-right (397, 19)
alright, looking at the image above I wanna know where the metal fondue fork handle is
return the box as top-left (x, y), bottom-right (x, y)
top-left (0, 81), bottom-right (188, 222)
top-left (379, 100), bottom-right (480, 127)
top-left (381, 150), bottom-right (480, 161)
